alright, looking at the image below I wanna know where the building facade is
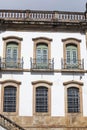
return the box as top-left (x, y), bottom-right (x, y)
top-left (0, 5), bottom-right (87, 130)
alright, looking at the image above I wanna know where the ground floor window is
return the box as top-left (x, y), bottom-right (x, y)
top-left (3, 86), bottom-right (17, 112)
top-left (36, 86), bottom-right (48, 112)
top-left (67, 87), bottom-right (80, 113)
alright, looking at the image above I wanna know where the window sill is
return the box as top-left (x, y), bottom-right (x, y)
top-left (2, 112), bottom-right (18, 116)
top-left (66, 112), bottom-right (82, 117)
top-left (33, 112), bottom-right (50, 116)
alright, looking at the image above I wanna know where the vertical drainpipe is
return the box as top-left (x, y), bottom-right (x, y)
top-left (85, 3), bottom-right (87, 49)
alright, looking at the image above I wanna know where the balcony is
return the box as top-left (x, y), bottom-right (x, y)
top-left (61, 59), bottom-right (84, 70)
top-left (30, 58), bottom-right (54, 71)
top-left (0, 57), bottom-right (23, 69)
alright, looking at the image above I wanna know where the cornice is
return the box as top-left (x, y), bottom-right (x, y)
top-left (0, 9), bottom-right (86, 33)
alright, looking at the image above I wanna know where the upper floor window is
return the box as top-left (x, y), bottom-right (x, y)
top-left (62, 38), bottom-right (84, 70)
top-left (36, 43), bottom-right (48, 69)
top-left (6, 42), bottom-right (18, 68)
top-left (2, 36), bottom-right (23, 69)
top-left (66, 44), bottom-right (78, 68)
top-left (31, 37), bottom-right (54, 70)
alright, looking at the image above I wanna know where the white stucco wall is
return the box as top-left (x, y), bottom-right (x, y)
top-left (0, 31), bottom-right (87, 117)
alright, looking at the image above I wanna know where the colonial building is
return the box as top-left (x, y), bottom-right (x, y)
top-left (0, 4), bottom-right (87, 130)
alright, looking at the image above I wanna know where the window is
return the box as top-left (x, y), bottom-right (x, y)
top-left (67, 87), bottom-right (80, 113)
top-left (32, 80), bottom-right (52, 115)
top-left (31, 37), bottom-right (54, 70)
top-left (62, 38), bottom-right (84, 69)
top-left (3, 86), bottom-right (16, 112)
top-left (36, 43), bottom-right (48, 69)
top-left (6, 42), bottom-right (18, 68)
top-left (1, 80), bottom-right (21, 115)
top-left (66, 44), bottom-right (78, 68)
top-left (2, 36), bottom-right (23, 69)
top-left (63, 80), bottom-right (83, 115)
top-left (36, 86), bottom-right (48, 112)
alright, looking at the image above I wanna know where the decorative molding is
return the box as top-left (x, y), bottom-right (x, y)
top-left (3, 36), bottom-right (23, 41)
top-left (62, 38), bottom-right (81, 43)
top-left (63, 80), bottom-right (83, 86)
top-left (32, 37), bottom-right (52, 42)
top-left (0, 80), bottom-right (21, 85)
top-left (32, 80), bottom-right (53, 86)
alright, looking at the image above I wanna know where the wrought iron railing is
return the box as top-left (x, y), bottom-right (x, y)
top-left (30, 58), bottom-right (54, 70)
top-left (0, 114), bottom-right (25, 130)
top-left (0, 57), bottom-right (24, 69)
top-left (61, 59), bottom-right (84, 70)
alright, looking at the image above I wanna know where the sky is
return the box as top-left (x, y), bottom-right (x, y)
top-left (0, 0), bottom-right (87, 12)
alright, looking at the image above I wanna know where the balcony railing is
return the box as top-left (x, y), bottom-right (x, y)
top-left (30, 58), bottom-right (54, 71)
top-left (61, 59), bottom-right (84, 70)
top-left (0, 10), bottom-right (85, 23)
top-left (0, 57), bottom-right (24, 69)
top-left (0, 114), bottom-right (25, 130)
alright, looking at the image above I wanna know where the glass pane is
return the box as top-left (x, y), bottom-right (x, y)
top-left (36, 44), bottom-right (48, 69)
top-left (66, 44), bottom-right (77, 62)
top-left (36, 86), bottom-right (48, 112)
top-left (43, 49), bottom-right (48, 63)
top-left (67, 87), bottom-right (80, 113)
top-left (72, 50), bottom-right (77, 63)
top-left (6, 47), bottom-right (11, 58)
top-left (6, 43), bottom-right (18, 59)
top-left (66, 50), bottom-right (70, 63)
top-left (66, 44), bottom-right (78, 68)
top-left (6, 43), bottom-right (18, 68)
top-left (36, 44), bottom-right (48, 60)
top-left (13, 47), bottom-right (18, 61)
top-left (3, 86), bottom-right (16, 112)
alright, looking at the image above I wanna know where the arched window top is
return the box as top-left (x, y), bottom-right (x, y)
top-left (66, 43), bottom-right (78, 49)
top-left (36, 43), bottom-right (48, 47)
top-left (32, 37), bottom-right (52, 47)
top-left (67, 86), bottom-right (79, 91)
top-left (36, 86), bottom-right (48, 90)
top-left (7, 42), bottom-right (18, 46)
top-left (66, 43), bottom-right (77, 48)
top-left (62, 38), bottom-right (81, 49)
top-left (3, 36), bottom-right (22, 48)
top-left (4, 85), bottom-right (16, 88)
